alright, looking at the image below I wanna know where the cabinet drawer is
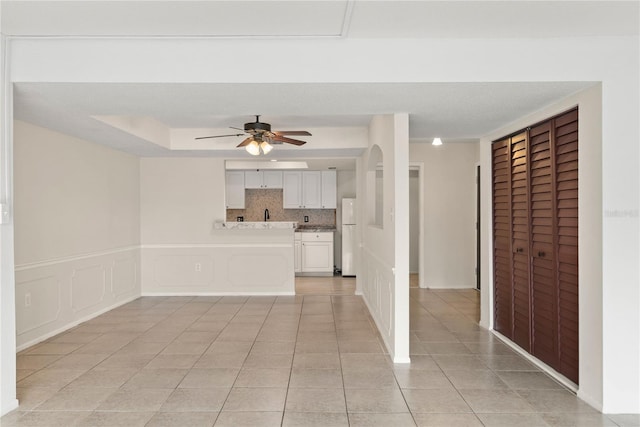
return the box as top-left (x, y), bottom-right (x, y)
top-left (301, 232), bottom-right (333, 242)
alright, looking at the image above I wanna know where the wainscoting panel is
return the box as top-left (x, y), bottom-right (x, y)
top-left (16, 275), bottom-right (61, 336)
top-left (152, 254), bottom-right (215, 288)
top-left (71, 265), bottom-right (106, 313)
top-left (227, 251), bottom-right (288, 289)
top-left (111, 257), bottom-right (137, 297)
top-left (15, 247), bottom-right (140, 350)
top-left (142, 244), bottom-right (295, 295)
top-left (361, 246), bottom-right (395, 357)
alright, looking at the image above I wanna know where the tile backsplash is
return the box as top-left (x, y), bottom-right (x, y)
top-left (227, 189), bottom-right (336, 226)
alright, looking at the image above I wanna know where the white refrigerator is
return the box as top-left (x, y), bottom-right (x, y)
top-left (341, 198), bottom-right (356, 276)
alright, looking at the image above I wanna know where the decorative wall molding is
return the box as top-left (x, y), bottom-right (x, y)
top-left (360, 245), bottom-right (395, 359)
top-left (141, 244), bottom-right (294, 295)
top-left (111, 257), bottom-right (137, 297)
top-left (70, 265), bottom-right (107, 313)
top-left (15, 275), bottom-right (62, 335)
top-left (15, 248), bottom-right (140, 350)
top-left (15, 246), bottom-right (139, 271)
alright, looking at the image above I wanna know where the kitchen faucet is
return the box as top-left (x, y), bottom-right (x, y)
top-left (264, 208), bottom-right (270, 222)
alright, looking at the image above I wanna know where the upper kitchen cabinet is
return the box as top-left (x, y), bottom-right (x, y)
top-left (244, 170), bottom-right (283, 189)
top-left (225, 171), bottom-right (245, 209)
top-left (321, 170), bottom-right (337, 209)
top-left (282, 171), bottom-right (335, 209)
top-left (283, 171), bottom-right (303, 208)
top-left (302, 171), bottom-right (322, 209)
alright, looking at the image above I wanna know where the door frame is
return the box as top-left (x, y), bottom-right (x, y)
top-left (409, 162), bottom-right (425, 288)
top-left (476, 163), bottom-right (481, 290)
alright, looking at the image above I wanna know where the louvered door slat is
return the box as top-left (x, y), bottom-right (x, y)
top-left (493, 137), bottom-right (513, 339)
top-left (510, 132), bottom-right (531, 351)
top-left (528, 121), bottom-right (559, 370)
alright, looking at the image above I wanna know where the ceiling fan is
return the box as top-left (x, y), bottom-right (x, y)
top-left (195, 115), bottom-right (311, 155)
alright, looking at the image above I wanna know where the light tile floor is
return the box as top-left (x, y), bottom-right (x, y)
top-left (2, 281), bottom-right (638, 426)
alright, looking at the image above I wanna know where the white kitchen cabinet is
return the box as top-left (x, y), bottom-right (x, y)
top-left (245, 170), bottom-right (283, 189)
top-left (300, 232), bottom-right (334, 274)
top-left (294, 232), bottom-right (302, 273)
top-left (283, 171), bottom-right (303, 208)
top-left (283, 170), bottom-right (336, 209)
top-left (321, 170), bottom-right (337, 209)
top-left (302, 171), bottom-right (322, 209)
top-left (225, 171), bottom-right (245, 209)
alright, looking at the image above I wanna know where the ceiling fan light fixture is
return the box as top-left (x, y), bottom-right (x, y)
top-left (260, 141), bottom-right (273, 155)
top-left (432, 137), bottom-right (443, 146)
top-left (246, 140), bottom-right (261, 156)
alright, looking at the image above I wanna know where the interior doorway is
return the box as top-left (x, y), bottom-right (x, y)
top-left (409, 163), bottom-right (425, 288)
top-left (476, 164), bottom-right (481, 290)
top-left (409, 169), bottom-right (420, 287)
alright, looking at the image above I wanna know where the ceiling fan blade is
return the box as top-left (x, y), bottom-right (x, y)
top-left (271, 135), bottom-right (307, 146)
top-left (273, 131), bottom-right (312, 136)
top-left (195, 133), bottom-right (243, 140)
top-left (236, 137), bottom-right (254, 147)
top-left (230, 126), bottom-right (245, 131)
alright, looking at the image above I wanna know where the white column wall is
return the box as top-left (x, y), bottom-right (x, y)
top-left (1, 35), bottom-right (638, 413)
top-left (358, 114), bottom-right (410, 363)
top-left (0, 21), bottom-right (19, 414)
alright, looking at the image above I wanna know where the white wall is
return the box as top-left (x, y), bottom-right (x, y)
top-left (358, 114), bottom-right (410, 363)
top-left (409, 142), bottom-right (479, 288)
top-left (13, 121), bottom-right (141, 350)
top-left (140, 157), bottom-right (226, 244)
top-left (480, 85), bottom-right (607, 411)
top-left (139, 158), bottom-right (294, 295)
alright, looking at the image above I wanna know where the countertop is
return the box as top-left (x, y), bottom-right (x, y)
top-left (295, 225), bottom-right (337, 232)
top-left (214, 221), bottom-right (298, 230)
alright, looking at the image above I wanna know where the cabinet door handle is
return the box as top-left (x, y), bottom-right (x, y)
top-left (538, 251), bottom-right (545, 257)
top-left (516, 247), bottom-right (523, 253)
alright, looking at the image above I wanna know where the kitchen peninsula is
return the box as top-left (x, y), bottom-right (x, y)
top-left (210, 221), bottom-right (298, 294)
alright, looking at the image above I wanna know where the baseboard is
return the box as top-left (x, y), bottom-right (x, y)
top-left (577, 389), bottom-right (603, 413)
top-left (491, 330), bottom-right (578, 394)
top-left (17, 294), bottom-right (140, 352)
top-left (359, 293), bottom-right (393, 358)
top-left (141, 291), bottom-right (296, 296)
top-left (295, 272), bottom-right (334, 277)
top-left (0, 399), bottom-right (19, 417)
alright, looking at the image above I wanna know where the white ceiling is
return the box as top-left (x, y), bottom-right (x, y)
top-left (2, 1), bottom-right (638, 38)
top-left (4, 1), bottom-right (637, 164)
top-left (14, 81), bottom-right (595, 159)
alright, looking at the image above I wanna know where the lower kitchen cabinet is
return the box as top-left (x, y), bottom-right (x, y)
top-left (298, 232), bottom-right (334, 275)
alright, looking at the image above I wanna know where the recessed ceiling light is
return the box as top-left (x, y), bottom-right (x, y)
top-left (432, 137), bottom-right (443, 146)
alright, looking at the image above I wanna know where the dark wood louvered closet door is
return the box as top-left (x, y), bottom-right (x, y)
top-left (528, 121), bottom-right (558, 368)
top-left (554, 109), bottom-right (579, 384)
top-left (492, 137), bottom-right (513, 339)
top-left (491, 108), bottom-right (578, 385)
top-left (510, 132), bottom-right (531, 352)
